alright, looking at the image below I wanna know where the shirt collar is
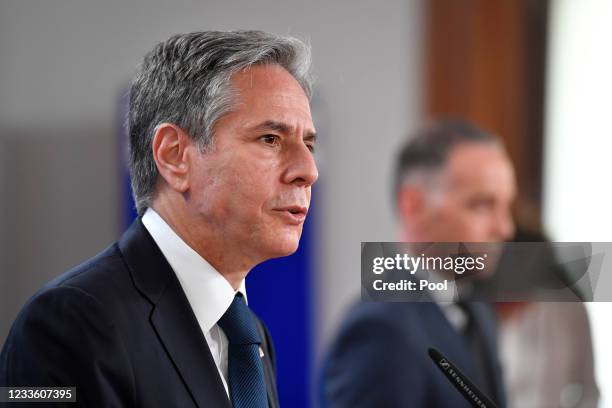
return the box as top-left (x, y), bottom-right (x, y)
top-left (425, 269), bottom-right (458, 303)
top-left (141, 208), bottom-right (247, 334)
top-left (425, 270), bottom-right (469, 331)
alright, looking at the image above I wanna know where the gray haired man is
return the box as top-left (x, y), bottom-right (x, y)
top-left (0, 31), bottom-right (318, 407)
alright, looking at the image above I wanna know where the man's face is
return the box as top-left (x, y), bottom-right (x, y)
top-left (415, 143), bottom-right (516, 243)
top-left (186, 64), bottom-right (318, 264)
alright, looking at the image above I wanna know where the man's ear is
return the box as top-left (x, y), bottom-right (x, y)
top-left (151, 123), bottom-right (192, 193)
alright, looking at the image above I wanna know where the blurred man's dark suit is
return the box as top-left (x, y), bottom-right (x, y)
top-left (321, 300), bottom-right (506, 408)
top-left (0, 219), bottom-right (279, 407)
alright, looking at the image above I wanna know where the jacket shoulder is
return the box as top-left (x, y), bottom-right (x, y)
top-left (44, 243), bottom-right (128, 294)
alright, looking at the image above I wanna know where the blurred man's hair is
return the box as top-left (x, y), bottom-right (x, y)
top-left (393, 119), bottom-right (502, 202)
top-left (129, 30), bottom-right (313, 215)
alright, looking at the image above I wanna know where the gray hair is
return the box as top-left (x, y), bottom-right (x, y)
top-left (128, 30), bottom-right (313, 215)
top-left (393, 119), bottom-right (502, 201)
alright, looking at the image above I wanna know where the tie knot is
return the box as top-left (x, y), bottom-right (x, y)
top-left (217, 293), bottom-right (262, 345)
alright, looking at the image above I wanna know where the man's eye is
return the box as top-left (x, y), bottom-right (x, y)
top-left (260, 135), bottom-right (280, 146)
top-left (306, 143), bottom-right (316, 153)
top-left (468, 199), bottom-right (494, 211)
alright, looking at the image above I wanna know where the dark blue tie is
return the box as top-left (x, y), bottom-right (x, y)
top-left (217, 293), bottom-right (268, 408)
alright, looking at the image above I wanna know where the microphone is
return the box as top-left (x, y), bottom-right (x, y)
top-left (428, 347), bottom-right (498, 408)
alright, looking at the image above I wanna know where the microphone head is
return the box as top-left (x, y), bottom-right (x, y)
top-left (428, 347), bottom-right (498, 408)
top-left (428, 347), bottom-right (443, 362)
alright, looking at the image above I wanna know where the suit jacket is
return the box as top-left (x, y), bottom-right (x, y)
top-left (321, 301), bottom-right (506, 408)
top-left (0, 219), bottom-right (280, 408)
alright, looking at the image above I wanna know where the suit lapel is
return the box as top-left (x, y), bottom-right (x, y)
top-left (469, 302), bottom-right (506, 406)
top-left (118, 219), bottom-right (231, 408)
top-left (420, 303), bottom-right (477, 378)
top-left (151, 279), bottom-right (231, 408)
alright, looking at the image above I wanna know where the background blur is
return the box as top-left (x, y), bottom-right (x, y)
top-left (0, 0), bottom-right (610, 407)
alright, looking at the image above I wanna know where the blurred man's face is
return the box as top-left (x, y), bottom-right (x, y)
top-left (404, 143), bottom-right (516, 243)
top-left (187, 64), bottom-right (318, 263)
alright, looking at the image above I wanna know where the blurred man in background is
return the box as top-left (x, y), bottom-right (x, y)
top-left (321, 119), bottom-right (514, 407)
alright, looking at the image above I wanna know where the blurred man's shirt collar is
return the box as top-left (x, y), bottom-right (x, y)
top-left (418, 268), bottom-right (468, 332)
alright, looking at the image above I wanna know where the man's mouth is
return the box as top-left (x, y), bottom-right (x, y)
top-left (273, 206), bottom-right (308, 224)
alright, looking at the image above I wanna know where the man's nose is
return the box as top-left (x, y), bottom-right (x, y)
top-left (282, 143), bottom-right (319, 187)
top-left (492, 212), bottom-right (515, 242)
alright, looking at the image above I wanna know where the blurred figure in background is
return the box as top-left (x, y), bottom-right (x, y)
top-left (494, 205), bottom-right (599, 408)
top-left (321, 119), bottom-right (514, 407)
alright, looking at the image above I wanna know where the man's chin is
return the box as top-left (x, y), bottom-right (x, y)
top-left (263, 234), bottom-right (301, 259)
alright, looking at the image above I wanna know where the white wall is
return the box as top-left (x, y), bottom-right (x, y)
top-left (0, 0), bottom-right (424, 383)
top-left (312, 0), bottom-right (424, 359)
top-left (544, 0), bottom-right (612, 405)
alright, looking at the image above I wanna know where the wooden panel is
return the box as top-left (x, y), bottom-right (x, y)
top-left (425, 0), bottom-right (549, 225)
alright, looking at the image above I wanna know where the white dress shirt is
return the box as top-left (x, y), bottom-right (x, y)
top-left (421, 269), bottom-right (468, 332)
top-left (142, 208), bottom-right (246, 396)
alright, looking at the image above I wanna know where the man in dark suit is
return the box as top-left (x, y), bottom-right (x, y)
top-left (321, 120), bottom-right (516, 407)
top-left (0, 30), bottom-right (318, 407)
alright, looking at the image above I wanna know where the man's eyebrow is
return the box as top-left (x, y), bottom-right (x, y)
top-left (252, 120), bottom-right (317, 141)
